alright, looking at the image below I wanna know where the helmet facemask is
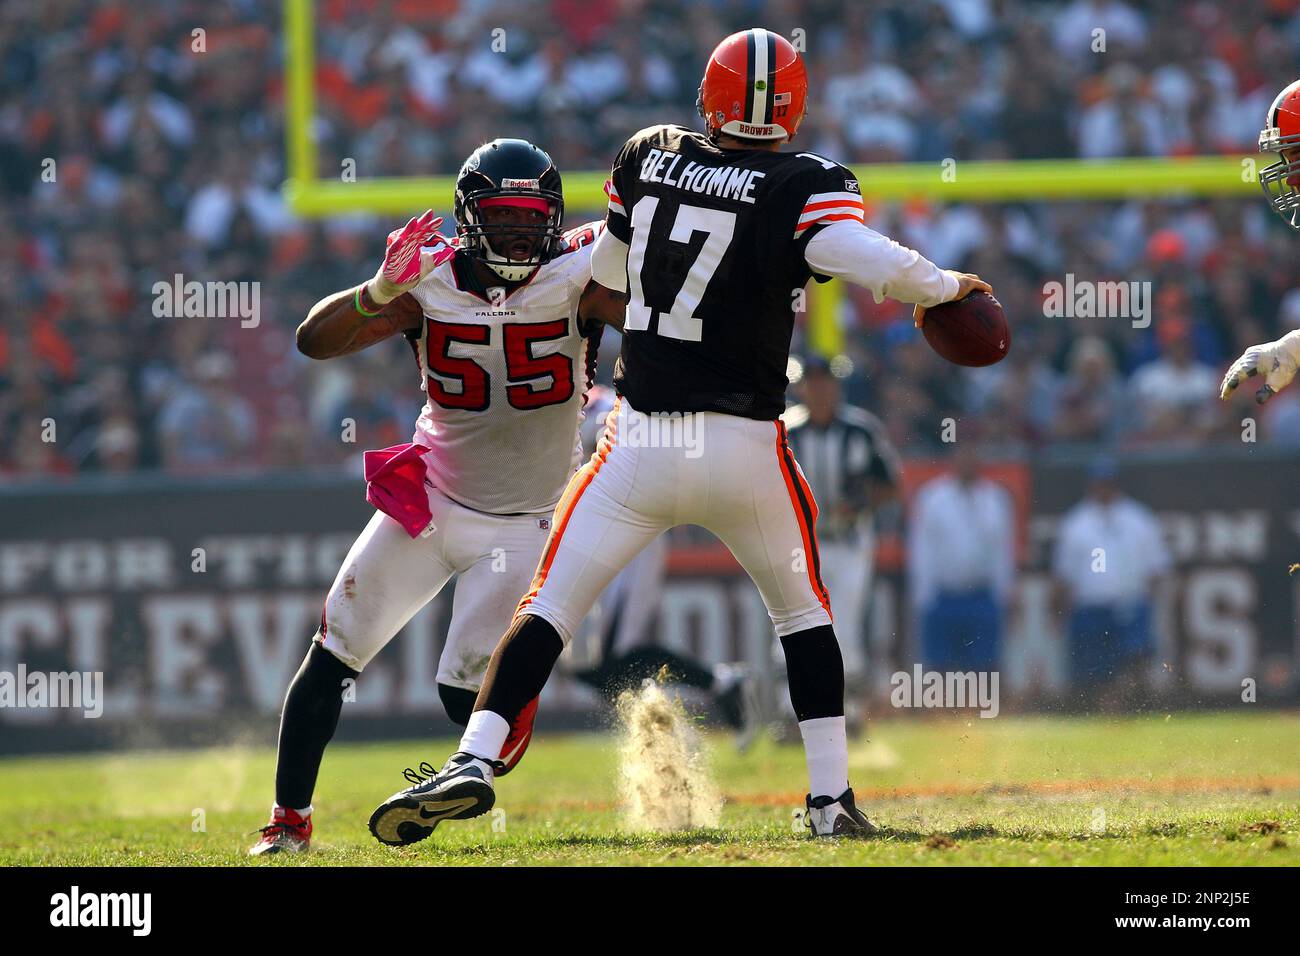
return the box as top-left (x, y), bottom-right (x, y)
top-left (458, 192), bottom-right (564, 282)
top-left (1259, 127), bottom-right (1300, 230)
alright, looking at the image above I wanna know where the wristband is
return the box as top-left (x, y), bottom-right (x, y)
top-left (354, 285), bottom-right (383, 317)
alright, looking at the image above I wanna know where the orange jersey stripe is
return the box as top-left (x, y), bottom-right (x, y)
top-left (800, 198), bottom-right (865, 214)
top-left (794, 212), bottom-right (864, 234)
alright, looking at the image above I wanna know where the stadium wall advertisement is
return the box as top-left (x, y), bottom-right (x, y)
top-left (2, 451), bottom-right (1297, 753)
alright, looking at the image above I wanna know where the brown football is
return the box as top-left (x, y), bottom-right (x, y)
top-left (920, 290), bottom-right (1010, 367)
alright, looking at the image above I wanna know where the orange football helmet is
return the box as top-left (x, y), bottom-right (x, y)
top-left (696, 28), bottom-right (807, 143)
top-left (1259, 78), bottom-right (1300, 229)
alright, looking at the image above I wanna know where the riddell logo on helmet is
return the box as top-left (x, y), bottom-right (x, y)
top-left (737, 123), bottom-right (775, 136)
top-left (501, 178), bottom-right (539, 189)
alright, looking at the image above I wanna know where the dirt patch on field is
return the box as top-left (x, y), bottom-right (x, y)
top-left (615, 679), bottom-right (721, 832)
top-left (1242, 819), bottom-right (1281, 834)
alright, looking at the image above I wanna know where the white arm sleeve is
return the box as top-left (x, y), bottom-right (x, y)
top-left (804, 219), bottom-right (959, 307)
top-left (590, 226), bottom-right (629, 292)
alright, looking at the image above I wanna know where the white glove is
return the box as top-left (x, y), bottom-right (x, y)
top-left (1219, 330), bottom-right (1300, 404)
top-left (367, 210), bottom-right (448, 304)
top-left (912, 271), bottom-right (992, 327)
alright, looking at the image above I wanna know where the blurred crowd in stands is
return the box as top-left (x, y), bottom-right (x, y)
top-left (3, 0), bottom-right (1300, 477)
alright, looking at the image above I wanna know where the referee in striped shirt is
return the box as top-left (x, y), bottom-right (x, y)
top-left (783, 357), bottom-right (901, 687)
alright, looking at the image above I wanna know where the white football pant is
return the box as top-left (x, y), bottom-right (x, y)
top-left (318, 484), bottom-right (549, 690)
top-left (519, 398), bottom-right (833, 643)
top-left (586, 531), bottom-right (669, 659)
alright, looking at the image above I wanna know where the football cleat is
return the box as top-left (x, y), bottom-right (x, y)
top-left (497, 695), bottom-right (538, 775)
top-left (249, 806), bottom-right (312, 856)
top-left (368, 752), bottom-right (498, 847)
top-left (805, 788), bottom-right (879, 838)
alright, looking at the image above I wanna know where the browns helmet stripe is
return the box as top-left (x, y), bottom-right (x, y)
top-left (762, 30), bottom-right (776, 125)
top-left (745, 30), bottom-right (759, 124)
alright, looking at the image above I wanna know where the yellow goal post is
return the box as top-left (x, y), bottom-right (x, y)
top-left (281, 0), bottom-right (1263, 356)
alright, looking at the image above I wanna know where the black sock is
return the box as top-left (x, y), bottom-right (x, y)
top-left (274, 642), bottom-right (358, 810)
top-left (476, 614), bottom-right (563, 723)
top-left (779, 624), bottom-right (845, 722)
top-left (438, 683), bottom-right (477, 727)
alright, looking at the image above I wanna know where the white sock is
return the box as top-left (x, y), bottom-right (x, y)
top-left (459, 710), bottom-right (511, 762)
top-left (799, 715), bottom-right (848, 799)
top-left (273, 803), bottom-right (312, 818)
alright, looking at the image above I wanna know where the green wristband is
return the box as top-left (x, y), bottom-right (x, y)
top-left (354, 285), bottom-right (383, 317)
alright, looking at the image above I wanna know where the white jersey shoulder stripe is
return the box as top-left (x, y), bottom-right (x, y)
top-left (798, 203), bottom-right (865, 223)
top-left (605, 178), bottom-right (627, 216)
top-left (802, 191), bottom-right (865, 209)
top-left (794, 205), bottom-right (865, 237)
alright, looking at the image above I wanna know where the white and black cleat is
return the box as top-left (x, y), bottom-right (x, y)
top-left (368, 752), bottom-right (499, 847)
top-left (805, 788), bottom-right (880, 838)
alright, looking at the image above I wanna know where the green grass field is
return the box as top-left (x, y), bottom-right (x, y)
top-left (1, 710), bottom-right (1296, 866)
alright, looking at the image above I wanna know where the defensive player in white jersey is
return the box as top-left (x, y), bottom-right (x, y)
top-left (250, 139), bottom-right (623, 855)
top-left (368, 30), bottom-right (989, 845)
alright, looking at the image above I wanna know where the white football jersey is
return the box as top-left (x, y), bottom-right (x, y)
top-left (407, 223), bottom-right (601, 515)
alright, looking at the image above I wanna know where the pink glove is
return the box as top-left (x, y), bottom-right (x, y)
top-left (367, 210), bottom-right (451, 304)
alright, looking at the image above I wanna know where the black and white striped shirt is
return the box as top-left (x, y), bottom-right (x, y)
top-left (782, 403), bottom-right (901, 542)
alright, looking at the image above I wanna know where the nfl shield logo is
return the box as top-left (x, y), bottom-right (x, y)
top-left (538, 517), bottom-right (550, 531)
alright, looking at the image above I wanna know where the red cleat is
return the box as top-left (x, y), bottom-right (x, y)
top-left (249, 806), bottom-right (312, 856)
top-left (496, 696), bottom-right (538, 775)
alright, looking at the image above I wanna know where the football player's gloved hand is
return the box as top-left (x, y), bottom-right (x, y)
top-left (366, 210), bottom-right (451, 305)
top-left (913, 271), bottom-right (992, 328)
top-left (1219, 330), bottom-right (1300, 404)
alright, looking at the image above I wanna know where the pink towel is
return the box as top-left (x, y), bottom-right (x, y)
top-left (364, 442), bottom-right (434, 538)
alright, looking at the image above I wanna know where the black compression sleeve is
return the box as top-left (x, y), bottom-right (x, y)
top-left (475, 614), bottom-right (564, 722)
top-left (779, 624), bottom-right (845, 722)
